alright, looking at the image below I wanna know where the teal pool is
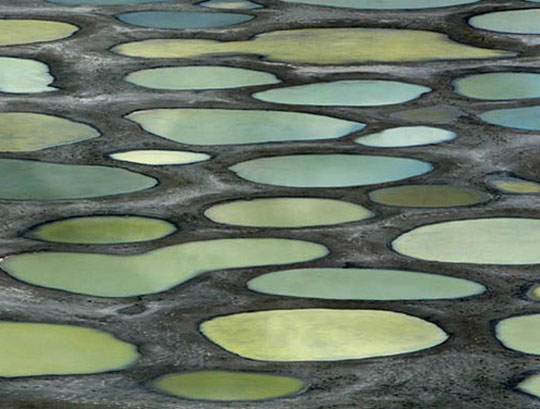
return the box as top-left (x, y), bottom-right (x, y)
top-left (117, 11), bottom-right (253, 29)
top-left (253, 80), bottom-right (431, 106)
top-left (230, 154), bottom-right (433, 187)
top-left (0, 159), bottom-right (156, 201)
top-left (248, 268), bottom-right (485, 300)
top-left (469, 9), bottom-right (540, 34)
top-left (125, 66), bottom-right (279, 90)
top-left (126, 109), bottom-right (364, 145)
top-left (454, 72), bottom-right (540, 100)
top-left (479, 106), bottom-right (540, 130)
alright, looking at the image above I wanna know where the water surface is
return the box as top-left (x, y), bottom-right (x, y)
top-left (369, 185), bottom-right (489, 207)
top-left (0, 57), bottom-right (56, 94)
top-left (126, 66), bottom-right (279, 90)
top-left (230, 154), bottom-right (432, 188)
top-left (496, 314), bottom-right (540, 355)
top-left (0, 19), bottom-right (77, 46)
top-left (113, 28), bottom-right (513, 64)
top-left (356, 126), bottom-right (455, 147)
top-left (201, 309), bottom-right (448, 361)
top-left (469, 9), bottom-right (540, 34)
top-left (127, 109), bottom-right (364, 145)
top-left (0, 322), bottom-right (138, 377)
top-left (152, 370), bottom-right (305, 401)
top-left (518, 374), bottom-right (540, 399)
top-left (0, 112), bottom-right (98, 152)
top-left (117, 11), bottom-right (253, 29)
top-left (253, 80), bottom-right (430, 106)
top-left (26, 216), bottom-right (176, 244)
top-left (529, 285), bottom-right (540, 301)
top-left (479, 106), bottom-right (540, 130)
top-left (0, 239), bottom-right (327, 297)
top-left (393, 218), bottom-right (540, 264)
top-left (454, 72), bottom-right (540, 100)
top-left (205, 198), bottom-right (373, 227)
top-left (0, 159), bottom-right (156, 201)
top-left (488, 176), bottom-right (540, 194)
top-left (278, 0), bottom-right (479, 9)
top-left (110, 150), bottom-right (211, 165)
top-left (248, 268), bottom-right (485, 300)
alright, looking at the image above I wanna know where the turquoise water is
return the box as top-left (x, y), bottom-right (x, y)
top-left (454, 72), bottom-right (540, 100)
top-left (253, 80), bottom-right (431, 106)
top-left (230, 154), bottom-right (433, 188)
top-left (479, 106), bottom-right (540, 130)
top-left (248, 268), bottom-right (485, 300)
top-left (469, 9), bottom-right (540, 34)
top-left (127, 109), bottom-right (364, 145)
top-left (117, 11), bottom-right (253, 29)
top-left (278, 0), bottom-right (479, 9)
top-left (0, 159), bottom-right (156, 201)
top-left (356, 126), bottom-right (455, 147)
top-left (125, 66), bottom-right (280, 90)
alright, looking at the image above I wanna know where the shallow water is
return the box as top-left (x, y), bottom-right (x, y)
top-left (479, 106), bottom-right (540, 130)
top-left (110, 150), bottom-right (211, 165)
top-left (0, 239), bottom-right (327, 297)
top-left (230, 154), bottom-right (432, 188)
top-left (0, 19), bottom-right (77, 46)
top-left (529, 285), bottom-right (540, 301)
top-left (113, 28), bottom-right (513, 64)
top-left (205, 197), bottom-right (373, 227)
top-left (126, 109), bottom-right (364, 145)
top-left (198, 0), bottom-right (262, 9)
top-left (117, 11), bottom-right (253, 29)
top-left (369, 185), bottom-right (489, 207)
top-left (152, 370), bottom-right (305, 401)
top-left (278, 0), bottom-right (479, 9)
top-left (393, 218), bottom-right (540, 265)
top-left (495, 314), bottom-right (540, 355)
top-left (356, 126), bottom-right (455, 147)
top-left (454, 72), bottom-right (540, 100)
top-left (248, 268), bottom-right (485, 300)
top-left (469, 9), bottom-right (540, 35)
top-left (518, 374), bottom-right (540, 399)
top-left (201, 309), bottom-right (448, 361)
top-left (0, 112), bottom-right (98, 152)
top-left (125, 66), bottom-right (280, 90)
top-left (0, 57), bottom-right (56, 94)
top-left (26, 216), bottom-right (176, 244)
top-left (487, 176), bottom-right (540, 194)
top-left (253, 80), bottom-right (431, 106)
top-left (0, 159), bottom-right (156, 201)
top-left (0, 322), bottom-right (138, 377)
